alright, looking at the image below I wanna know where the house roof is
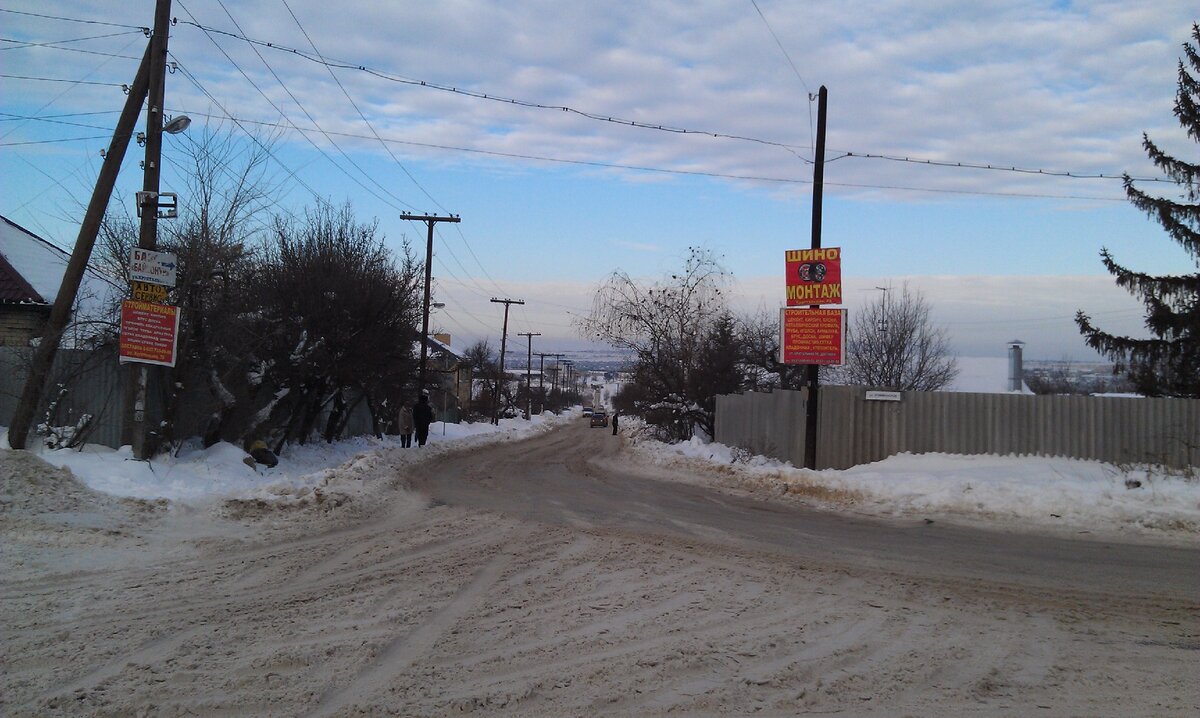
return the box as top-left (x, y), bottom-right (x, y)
top-left (0, 214), bottom-right (122, 309)
top-left (0, 250), bottom-right (46, 304)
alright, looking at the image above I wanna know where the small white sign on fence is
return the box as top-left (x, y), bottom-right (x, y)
top-left (865, 390), bottom-right (902, 402)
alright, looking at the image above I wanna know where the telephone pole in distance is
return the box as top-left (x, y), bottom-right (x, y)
top-left (518, 332), bottom-right (540, 419)
top-left (490, 297), bottom-right (524, 424)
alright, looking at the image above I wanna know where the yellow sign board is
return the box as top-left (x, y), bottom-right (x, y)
top-left (130, 280), bottom-right (168, 303)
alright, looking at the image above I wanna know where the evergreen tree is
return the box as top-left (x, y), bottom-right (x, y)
top-left (1076, 24), bottom-right (1200, 398)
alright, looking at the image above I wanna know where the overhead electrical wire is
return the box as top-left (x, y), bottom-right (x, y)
top-left (0, 8), bottom-right (147, 30)
top-left (171, 18), bottom-right (1179, 187)
top-left (156, 110), bottom-right (1130, 202)
top-left (177, 0), bottom-right (418, 213)
top-left (0, 30), bottom-right (147, 51)
top-left (174, 19), bottom-right (813, 163)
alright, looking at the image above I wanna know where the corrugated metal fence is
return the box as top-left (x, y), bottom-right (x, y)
top-left (1, 347), bottom-right (375, 450)
top-left (715, 386), bottom-right (1200, 470)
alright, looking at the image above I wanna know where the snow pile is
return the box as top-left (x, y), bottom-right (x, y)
top-left (2, 413), bottom-right (571, 506)
top-left (635, 433), bottom-right (1200, 541)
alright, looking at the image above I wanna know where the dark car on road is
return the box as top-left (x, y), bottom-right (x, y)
top-left (590, 410), bottom-right (608, 428)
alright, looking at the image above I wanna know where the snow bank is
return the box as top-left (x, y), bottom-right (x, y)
top-left (635, 431), bottom-right (1200, 542)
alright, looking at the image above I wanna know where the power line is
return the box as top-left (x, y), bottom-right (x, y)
top-left (0, 73), bottom-right (125, 86)
top-left (175, 1), bottom-right (417, 213)
top-left (0, 134), bottom-right (110, 147)
top-left (836, 151), bottom-right (1162, 182)
top-left (160, 109), bottom-right (1130, 202)
top-left (0, 8), bottom-right (146, 30)
top-left (0, 30), bottom-right (146, 51)
top-left (174, 18), bottom-right (813, 163)
top-left (278, 0), bottom-right (438, 211)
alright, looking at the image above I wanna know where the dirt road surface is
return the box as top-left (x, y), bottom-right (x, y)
top-left (3, 423), bottom-right (1197, 716)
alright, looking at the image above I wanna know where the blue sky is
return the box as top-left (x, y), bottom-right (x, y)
top-left (2, 1), bottom-right (1197, 359)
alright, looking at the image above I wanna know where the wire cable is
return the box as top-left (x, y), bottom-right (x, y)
top-left (0, 8), bottom-right (146, 30)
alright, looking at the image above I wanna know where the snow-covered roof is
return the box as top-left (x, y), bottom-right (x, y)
top-left (0, 215), bottom-right (124, 330)
top-left (423, 334), bottom-right (466, 361)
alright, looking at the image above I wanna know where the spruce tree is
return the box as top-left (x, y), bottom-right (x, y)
top-left (1076, 23), bottom-right (1200, 398)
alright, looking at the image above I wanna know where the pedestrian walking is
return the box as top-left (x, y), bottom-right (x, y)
top-left (398, 403), bottom-right (415, 448)
top-left (612, 411), bottom-right (619, 436)
top-left (413, 394), bottom-right (435, 447)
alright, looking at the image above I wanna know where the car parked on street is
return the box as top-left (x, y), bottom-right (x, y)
top-left (583, 407), bottom-right (593, 417)
top-left (590, 410), bottom-right (608, 428)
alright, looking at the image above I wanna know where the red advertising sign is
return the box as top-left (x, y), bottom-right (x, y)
top-left (779, 307), bottom-right (846, 365)
top-left (119, 299), bottom-right (180, 366)
top-left (785, 247), bottom-right (842, 306)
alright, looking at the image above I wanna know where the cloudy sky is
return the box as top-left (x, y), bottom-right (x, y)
top-left (2, 1), bottom-right (1196, 359)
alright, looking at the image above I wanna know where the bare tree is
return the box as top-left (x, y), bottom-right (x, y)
top-left (462, 339), bottom-right (497, 421)
top-left (581, 247), bottom-right (741, 440)
top-left (844, 284), bottom-right (958, 391)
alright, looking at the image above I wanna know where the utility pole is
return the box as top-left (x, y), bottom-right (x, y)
top-left (534, 352), bottom-right (555, 414)
top-left (561, 359), bottom-right (575, 407)
top-left (6, 43), bottom-right (154, 450)
top-left (518, 332), bottom-right (540, 419)
top-left (489, 297), bottom-right (524, 424)
top-left (804, 86), bottom-right (828, 471)
top-left (130, 0), bottom-right (175, 460)
top-left (400, 212), bottom-right (460, 398)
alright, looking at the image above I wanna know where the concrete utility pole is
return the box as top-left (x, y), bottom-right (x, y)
top-left (130, 0), bottom-right (176, 460)
top-left (517, 332), bottom-right (540, 419)
top-left (489, 297), bottom-right (524, 424)
top-left (400, 213), bottom-right (460, 397)
top-left (6, 43), bottom-right (154, 450)
top-left (804, 86), bottom-right (828, 471)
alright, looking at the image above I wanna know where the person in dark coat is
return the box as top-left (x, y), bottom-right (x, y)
top-left (611, 411), bottom-right (619, 436)
top-left (413, 394), bottom-right (435, 447)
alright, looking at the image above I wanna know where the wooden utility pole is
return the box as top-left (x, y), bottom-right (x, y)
top-left (534, 351), bottom-right (555, 414)
top-left (489, 297), bottom-right (524, 424)
top-left (130, 0), bottom-right (175, 460)
top-left (400, 213), bottom-right (460, 397)
top-left (804, 86), bottom-right (828, 471)
top-left (6, 43), bottom-right (154, 450)
top-left (561, 359), bottom-right (575, 407)
top-left (518, 332), bottom-right (540, 419)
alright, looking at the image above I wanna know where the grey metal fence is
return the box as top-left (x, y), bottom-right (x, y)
top-left (1, 347), bottom-right (379, 450)
top-left (715, 386), bottom-right (1200, 470)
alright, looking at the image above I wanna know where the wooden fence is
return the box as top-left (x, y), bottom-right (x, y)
top-left (715, 386), bottom-right (1200, 470)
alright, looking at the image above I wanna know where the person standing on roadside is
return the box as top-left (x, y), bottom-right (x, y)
top-left (413, 394), bottom-right (435, 447)
top-left (397, 402), bottom-right (415, 448)
top-left (612, 411), bottom-right (619, 436)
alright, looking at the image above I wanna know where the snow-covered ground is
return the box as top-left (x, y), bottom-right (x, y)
top-left (5, 412), bottom-right (1198, 716)
top-left (4, 409), bottom-right (1197, 544)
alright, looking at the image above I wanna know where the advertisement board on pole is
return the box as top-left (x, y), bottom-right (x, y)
top-left (119, 299), bottom-right (180, 366)
top-left (128, 248), bottom-right (178, 287)
top-left (785, 247), bottom-right (842, 306)
top-left (779, 307), bottom-right (846, 365)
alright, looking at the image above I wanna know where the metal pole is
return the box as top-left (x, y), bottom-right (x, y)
top-left (804, 86), bottom-right (828, 471)
top-left (6, 43), bottom-right (153, 450)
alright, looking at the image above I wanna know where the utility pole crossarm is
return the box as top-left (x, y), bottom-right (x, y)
top-left (401, 212), bottom-right (461, 397)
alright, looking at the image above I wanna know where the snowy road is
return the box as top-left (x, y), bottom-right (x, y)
top-left (3, 425), bottom-right (1198, 716)
top-left (412, 422), bottom-right (1200, 600)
